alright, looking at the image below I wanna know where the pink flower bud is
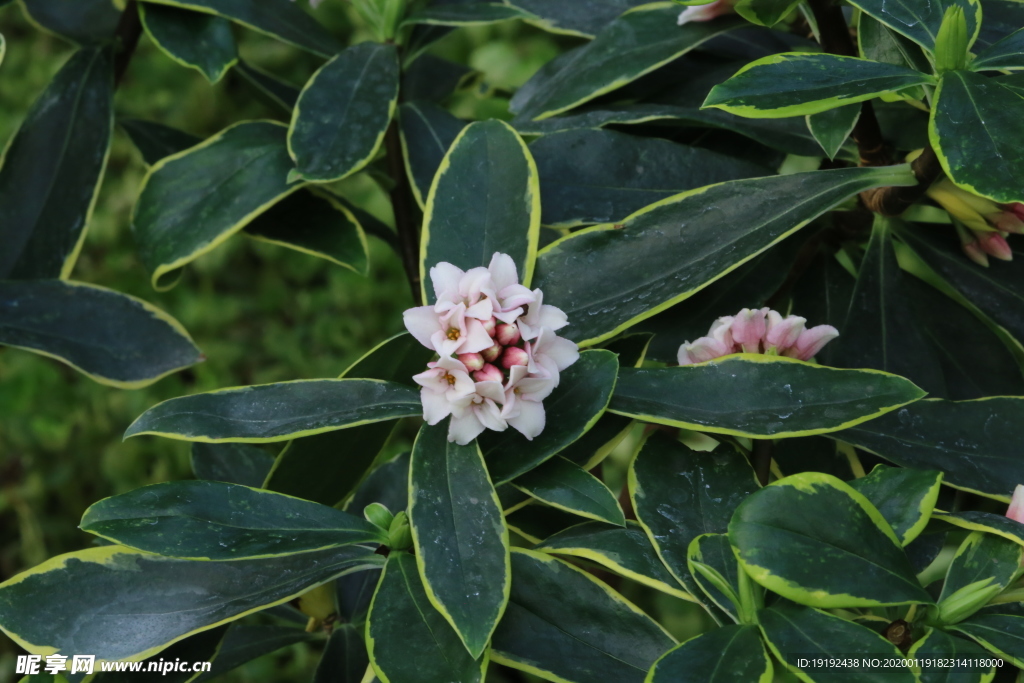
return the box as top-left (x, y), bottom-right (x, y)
top-left (977, 231), bottom-right (1013, 261)
top-left (495, 323), bottom-right (521, 347)
top-left (784, 325), bottom-right (839, 361)
top-left (765, 311), bottom-right (806, 353)
top-left (681, 335), bottom-right (732, 364)
top-left (731, 307), bottom-right (767, 353)
top-left (481, 316), bottom-right (497, 336)
top-left (1011, 203), bottom-right (1024, 221)
top-left (458, 353), bottom-right (485, 372)
top-left (481, 342), bottom-right (502, 363)
top-left (962, 240), bottom-right (990, 267)
top-left (1007, 485), bottom-right (1024, 524)
top-left (500, 346), bottom-right (530, 369)
top-left (992, 211), bottom-right (1024, 234)
top-left (473, 363), bottom-right (503, 383)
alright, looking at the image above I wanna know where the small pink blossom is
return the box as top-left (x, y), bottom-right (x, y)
top-left (783, 325), bottom-right (840, 361)
top-left (501, 365), bottom-right (556, 440)
top-left (404, 302), bottom-right (493, 357)
top-left (517, 288), bottom-right (568, 341)
top-left (678, 316), bottom-right (734, 365)
top-left (765, 312), bottom-right (806, 354)
top-left (977, 231), bottom-right (1013, 261)
top-left (481, 341), bottom-right (502, 363)
top-left (677, 0), bottom-right (736, 25)
top-left (677, 308), bottom-right (838, 365)
top-left (501, 346), bottom-right (530, 369)
top-left (487, 253), bottom-right (536, 323)
top-left (448, 381), bottom-right (507, 444)
top-left (495, 323), bottom-right (521, 347)
top-left (1007, 485), bottom-right (1024, 524)
top-left (527, 327), bottom-right (580, 384)
top-left (458, 353), bottom-right (485, 371)
top-left (732, 307), bottom-right (768, 353)
top-left (413, 357), bottom-right (476, 425)
top-left (473, 363), bottom-right (503, 384)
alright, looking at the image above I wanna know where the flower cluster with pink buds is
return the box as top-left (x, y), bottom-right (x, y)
top-left (677, 307), bottom-right (839, 366)
top-left (404, 253), bottom-right (579, 445)
top-left (927, 178), bottom-right (1022, 267)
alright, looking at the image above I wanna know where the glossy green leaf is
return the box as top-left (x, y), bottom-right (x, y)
top-left (402, 54), bottom-right (473, 103)
top-left (139, 3), bottom-right (237, 83)
top-left (688, 533), bottom-right (742, 620)
top-left (534, 164), bottom-right (915, 345)
top-left (401, 3), bottom-right (534, 26)
top-left (512, 5), bottom-right (744, 120)
top-left (611, 356), bottom-right (926, 438)
top-left (704, 53), bottom-right (935, 118)
top-left (846, 0), bottom-right (982, 52)
top-left (774, 435), bottom-right (856, 481)
top-left (933, 510), bottom-right (1024, 547)
top-left (858, 13), bottom-right (933, 75)
top-left (288, 43), bottom-right (398, 183)
top-left (848, 464), bottom-right (943, 546)
top-left (21, 0), bottom-right (120, 45)
top-left (938, 532), bottom-right (1023, 623)
top-left (490, 549), bottom-right (675, 683)
top-left (408, 423), bottom-right (509, 658)
top-left (235, 60), bottom-right (300, 112)
top-left (191, 442), bottom-right (275, 488)
top-left (807, 103), bottom-right (860, 160)
top-left (132, 121), bottom-right (302, 289)
top-left (264, 335), bottom-right (430, 506)
top-left (125, 379), bottom-right (420, 443)
top-left (838, 397), bottom-right (1024, 500)
top-left (558, 413), bottom-right (634, 469)
top-left (140, 0), bottom-right (342, 57)
top-left (0, 280), bottom-right (201, 389)
top-left (481, 349), bottom-right (618, 484)
top-left (513, 457), bottom-right (624, 526)
top-left (346, 452), bottom-right (411, 518)
top-left (419, 119), bottom-right (540, 302)
top-left (94, 625), bottom-right (229, 683)
top-left (119, 118), bottom-right (201, 165)
top-left (530, 128), bottom-right (767, 228)
top-left (0, 46), bottom-right (113, 280)
top-left (504, 502), bottom-right (582, 543)
top-left (790, 251), bottom-right (856, 369)
top-left (759, 602), bottom-right (916, 682)
top-left (735, 0), bottom-right (799, 26)
top-left (504, 0), bottom-right (649, 37)
top-left (537, 521), bottom-right (691, 600)
top-left (951, 614), bottom-right (1024, 663)
top-left (367, 553), bottom-right (486, 683)
top-left (908, 628), bottom-right (998, 683)
top-left (244, 190), bottom-right (369, 272)
top-left (647, 625), bottom-right (772, 683)
top-left (630, 433), bottom-right (756, 603)
top-left (398, 101), bottom-right (465, 208)
top-left (193, 624), bottom-right (317, 683)
top-left (730, 472), bottom-right (933, 608)
top-left (0, 545), bottom-right (381, 662)
top-left (972, 28), bottom-right (1024, 71)
top-left (932, 71), bottom-right (1024, 203)
top-left (80, 480), bottom-right (386, 559)
top-left (313, 624), bottom-right (368, 683)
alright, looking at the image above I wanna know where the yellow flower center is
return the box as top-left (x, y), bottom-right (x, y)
top-left (447, 328), bottom-right (461, 341)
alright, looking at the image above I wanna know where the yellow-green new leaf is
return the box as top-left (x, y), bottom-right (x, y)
top-left (0, 545), bottom-right (382, 662)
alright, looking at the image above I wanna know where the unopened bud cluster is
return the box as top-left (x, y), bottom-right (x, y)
top-left (928, 178), bottom-right (1022, 267)
top-left (678, 307), bottom-right (839, 365)
top-left (404, 253), bottom-right (579, 445)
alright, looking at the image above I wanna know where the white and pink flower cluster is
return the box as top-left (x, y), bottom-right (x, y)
top-left (404, 253), bottom-right (579, 445)
top-left (678, 307), bottom-right (839, 365)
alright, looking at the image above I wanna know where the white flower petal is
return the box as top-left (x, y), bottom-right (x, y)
top-left (508, 399), bottom-right (545, 440)
top-left (404, 307), bottom-right (440, 349)
top-left (475, 400), bottom-right (508, 432)
top-left (421, 389), bottom-right (452, 425)
top-left (462, 318), bottom-right (495, 354)
top-left (448, 412), bottom-right (486, 444)
top-left (430, 262), bottom-right (465, 302)
top-left (488, 253), bottom-right (520, 291)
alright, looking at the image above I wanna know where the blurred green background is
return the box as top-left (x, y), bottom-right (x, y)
top-left (0, 5), bottom-right (711, 681)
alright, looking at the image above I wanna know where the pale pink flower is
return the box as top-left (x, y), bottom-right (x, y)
top-left (404, 302), bottom-right (493, 357)
top-left (783, 325), bottom-right (840, 361)
top-left (473, 363), bottom-right (503, 383)
top-left (677, 316), bottom-right (735, 365)
top-left (413, 356), bottom-right (475, 425)
top-left (677, 308), bottom-right (838, 364)
top-left (448, 381), bottom-right (507, 444)
top-left (501, 365), bottom-right (556, 440)
top-left (526, 327), bottom-right (580, 385)
top-left (431, 263), bottom-right (494, 320)
top-left (677, 0), bottom-right (736, 25)
top-left (732, 307), bottom-right (768, 353)
top-left (487, 253), bottom-right (536, 323)
top-left (765, 311), bottom-right (806, 354)
top-left (1007, 485), bottom-right (1024, 524)
top-left (517, 287), bottom-right (568, 341)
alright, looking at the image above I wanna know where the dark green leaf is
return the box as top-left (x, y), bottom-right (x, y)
top-left (21, 0), bottom-right (120, 45)
top-left (132, 121), bottom-right (301, 289)
top-left (0, 280), bottom-right (201, 388)
top-left (0, 46), bottom-right (113, 280)
top-left (530, 128), bottom-right (767, 228)
top-left (504, 0), bottom-right (649, 38)
top-left (838, 398), bottom-right (1024, 499)
top-left (313, 624), bottom-right (368, 683)
top-left (401, 3), bottom-right (534, 26)
top-left (807, 103), bottom-right (860, 160)
top-left (537, 521), bottom-right (691, 600)
top-left (931, 71), bottom-right (1024, 203)
top-left (139, 3), bottom-right (237, 83)
top-left (908, 628), bottom-right (997, 683)
top-left (703, 53), bottom-right (935, 118)
top-left (504, 503), bottom-right (582, 543)
top-left (939, 532), bottom-right (1023, 621)
top-left (846, 0), bottom-right (982, 52)
top-left (490, 549), bottom-right (675, 683)
top-left (730, 472), bottom-right (933, 607)
top-left (774, 435), bottom-right (855, 480)
top-left (235, 60), bottom-right (300, 112)
top-left (346, 452), bottom-right (411, 517)
top-left (408, 423), bottom-right (509, 658)
top-left (534, 165), bottom-right (915, 345)
top-left (80, 480), bottom-right (386, 559)
top-left (790, 250), bottom-right (855, 368)
top-left (289, 43), bottom-right (399, 183)
top-left (244, 190), bottom-right (369, 273)
top-left (193, 624), bottom-right (317, 683)
top-left (556, 416), bottom-right (632, 469)
top-left (481, 349), bottom-right (618, 484)
top-left (631, 433), bottom-right (757, 600)
top-left (191, 442), bottom-right (275, 488)
top-left (398, 101), bottom-right (466, 208)
top-left (401, 55), bottom-right (473, 104)
top-left (512, 6), bottom-right (744, 120)
top-left (759, 602), bottom-right (917, 682)
top-left (972, 27), bottom-right (1024, 71)
top-left (848, 464), bottom-right (943, 546)
top-left (688, 533), bottom-right (742, 620)
top-left (648, 625), bottom-right (772, 683)
top-left (141, 0), bottom-right (342, 57)
top-left (124, 379), bottom-right (420, 443)
top-left (858, 13), bottom-right (933, 74)
top-left (513, 457), bottom-right (624, 526)
top-left (367, 553), bottom-right (486, 683)
top-left (933, 510), bottom-right (1024, 547)
top-left (420, 119), bottom-right (540, 302)
top-left (950, 614), bottom-right (1024, 663)
top-left (342, 332), bottom-right (435, 388)
top-left (611, 356), bottom-right (926, 438)
top-left (335, 567), bottom-right (381, 625)
top-left (0, 545), bottom-right (381, 662)
top-left (119, 118), bottom-right (201, 165)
